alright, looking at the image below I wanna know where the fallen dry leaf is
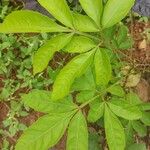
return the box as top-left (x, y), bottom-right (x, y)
top-left (138, 39), bottom-right (147, 50)
top-left (126, 73), bottom-right (141, 87)
top-left (135, 79), bottom-right (150, 102)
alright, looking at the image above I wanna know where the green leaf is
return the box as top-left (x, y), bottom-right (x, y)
top-left (125, 122), bottom-right (134, 146)
top-left (126, 92), bottom-right (142, 105)
top-left (52, 50), bottom-right (95, 100)
top-left (102, 26), bottom-right (116, 41)
top-left (140, 103), bottom-right (150, 111)
top-left (67, 111), bottom-right (88, 150)
top-left (64, 35), bottom-right (96, 53)
top-left (107, 85), bottom-right (125, 97)
top-left (132, 121), bottom-right (147, 137)
top-left (22, 90), bottom-right (77, 113)
top-left (88, 100), bottom-right (104, 122)
top-left (89, 132), bottom-right (102, 150)
top-left (108, 99), bottom-right (142, 120)
top-left (140, 112), bottom-right (150, 126)
top-left (94, 48), bottom-right (112, 86)
top-left (102, 0), bottom-right (135, 28)
top-left (72, 12), bottom-right (99, 32)
top-left (72, 68), bottom-right (95, 91)
top-left (117, 25), bottom-right (128, 45)
top-left (104, 105), bottom-right (125, 150)
top-left (0, 10), bottom-right (68, 33)
top-left (76, 90), bottom-right (95, 104)
top-left (38, 0), bottom-right (73, 28)
top-left (102, 26), bottom-right (116, 49)
top-left (79, 0), bottom-right (103, 26)
top-left (33, 33), bottom-right (73, 74)
top-left (127, 144), bottom-right (147, 150)
top-left (15, 112), bottom-right (75, 150)
top-left (119, 38), bottom-right (133, 50)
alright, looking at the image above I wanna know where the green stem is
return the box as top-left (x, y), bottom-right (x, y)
top-left (79, 95), bottom-right (100, 109)
top-left (79, 80), bottom-right (124, 109)
top-left (75, 31), bottom-right (100, 41)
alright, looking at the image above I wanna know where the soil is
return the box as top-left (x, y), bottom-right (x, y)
top-left (0, 102), bottom-right (9, 148)
top-left (0, 20), bottom-right (150, 149)
top-left (129, 20), bottom-right (150, 103)
top-left (128, 21), bottom-right (150, 71)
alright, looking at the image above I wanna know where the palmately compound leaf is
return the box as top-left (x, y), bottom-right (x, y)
top-left (94, 48), bottom-right (112, 86)
top-left (108, 99), bottom-right (142, 120)
top-left (79, 0), bottom-right (103, 26)
top-left (102, 0), bottom-right (135, 29)
top-left (0, 10), bottom-right (68, 33)
top-left (64, 35), bottom-right (96, 53)
top-left (104, 105), bottom-right (125, 150)
top-left (52, 50), bottom-right (95, 100)
top-left (72, 12), bottom-right (99, 32)
top-left (33, 33), bottom-right (73, 75)
top-left (67, 111), bottom-right (88, 150)
top-left (15, 111), bottom-right (75, 150)
top-left (38, 0), bottom-right (73, 28)
top-left (22, 90), bottom-right (77, 114)
top-left (88, 99), bottom-right (104, 123)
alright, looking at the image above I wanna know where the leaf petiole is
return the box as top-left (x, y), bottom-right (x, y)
top-left (79, 95), bottom-right (100, 109)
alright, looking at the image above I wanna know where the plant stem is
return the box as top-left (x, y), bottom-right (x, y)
top-left (79, 80), bottom-right (124, 109)
top-left (79, 95), bottom-right (100, 109)
top-left (76, 31), bottom-right (100, 41)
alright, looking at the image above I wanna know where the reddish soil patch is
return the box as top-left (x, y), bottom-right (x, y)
top-left (19, 111), bottom-right (43, 127)
top-left (0, 103), bottom-right (9, 127)
top-left (135, 79), bottom-right (150, 102)
top-left (128, 21), bottom-right (150, 71)
top-left (0, 75), bottom-right (4, 89)
top-left (53, 134), bottom-right (67, 150)
top-left (0, 102), bottom-right (9, 149)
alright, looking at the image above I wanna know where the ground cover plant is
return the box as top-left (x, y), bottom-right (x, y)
top-left (0, 0), bottom-right (150, 150)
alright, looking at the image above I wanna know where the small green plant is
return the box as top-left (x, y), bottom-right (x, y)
top-left (0, 32), bottom-right (60, 101)
top-left (2, 101), bottom-right (28, 137)
top-left (0, 0), bottom-right (150, 150)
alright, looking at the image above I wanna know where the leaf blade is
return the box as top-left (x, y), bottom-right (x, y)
top-left (102, 0), bottom-right (135, 28)
top-left (94, 48), bottom-right (112, 86)
top-left (107, 85), bottom-right (125, 97)
top-left (79, 0), bottom-right (103, 26)
top-left (132, 121), bottom-right (147, 137)
top-left (15, 112), bottom-right (75, 150)
top-left (52, 50), bottom-right (95, 100)
top-left (22, 90), bottom-right (77, 113)
top-left (108, 99), bottom-right (142, 120)
top-left (88, 100), bottom-right (104, 122)
top-left (38, 0), bottom-right (73, 28)
top-left (64, 35), bottom-right (96, 53)
top-left (33, 33), bottom-right (73, 74)
top-left (140, 112), bottom-right (150, 126)
top-left (0, 10), bottom-right (68, 33)
top-left (104, 105), bottom-right (125, 150)
top-left (67, 111), bottom-right (88, 150)
top-left (72, 12), bottom-right (99, 32)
